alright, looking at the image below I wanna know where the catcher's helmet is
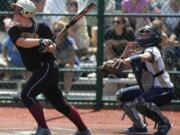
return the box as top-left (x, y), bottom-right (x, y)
top-left (136, 25), bottom-right (162, 47)
top-left (11, 0), bottom-right (36, 18)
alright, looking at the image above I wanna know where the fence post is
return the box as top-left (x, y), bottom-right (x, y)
top-left (95, 0), bottom-right (105, 110)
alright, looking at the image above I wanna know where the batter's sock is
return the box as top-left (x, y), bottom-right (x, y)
top-left (67, 106), bottom-right (87, 131)
top-left (28, 102), bottom-right (48, 129)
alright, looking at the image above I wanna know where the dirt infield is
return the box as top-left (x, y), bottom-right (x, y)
top-left (0, 107), bottom-right (180, 135)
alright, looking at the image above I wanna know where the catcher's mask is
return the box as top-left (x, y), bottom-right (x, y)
top-left (136, 25), bottom-right (162, 48)
top-left (11, 0), bottom-right (36, 18)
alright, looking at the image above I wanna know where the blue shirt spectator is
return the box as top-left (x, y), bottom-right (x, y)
top-left (2, 36), bottom-right (24, 67)
top-left (53, 20), bottom-right (81, 96)
top-left (55, 36), bottom-right (80, 66)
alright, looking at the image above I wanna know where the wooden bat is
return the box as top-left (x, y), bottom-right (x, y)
top-left (55, 2), bottom-right (96, 39)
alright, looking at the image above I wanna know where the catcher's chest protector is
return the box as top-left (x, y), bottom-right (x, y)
top-left (130, 50), bottom-right (153, 92)
top-left (131, 59), bottom-right (148, 92)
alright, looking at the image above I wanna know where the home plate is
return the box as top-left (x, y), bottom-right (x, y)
top-left (15, 131), bottom-right (34, 134)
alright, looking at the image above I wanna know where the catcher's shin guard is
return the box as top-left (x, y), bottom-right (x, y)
top-left (135, 101), bottom-right (169, 124)
top-left (122, 102), bottom-right (146, 128)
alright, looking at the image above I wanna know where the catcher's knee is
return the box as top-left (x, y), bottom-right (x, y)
top-left (116, 89), bottom-right (122, 101)
top-left (116, 88), bottom-right (126, 101)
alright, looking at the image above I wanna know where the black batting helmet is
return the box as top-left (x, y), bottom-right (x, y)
top-left (136, 25), bottom-right (162, 48)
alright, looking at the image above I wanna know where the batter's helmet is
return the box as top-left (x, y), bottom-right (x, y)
top-left (136, 25), bottom-right (162, 48)
top-left (11, 0), bottom-right (36, 18)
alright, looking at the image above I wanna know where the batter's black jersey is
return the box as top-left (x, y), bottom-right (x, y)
top-left (8, 19), bottom-right (56, 71)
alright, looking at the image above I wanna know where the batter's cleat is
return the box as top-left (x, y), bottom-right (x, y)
top-left (153, 122), bottom-right (171, 135)
top-left (124, 126), bottom-right (148, 134)
top-left (33, 127), bottom-right (52, 135)
top-left (73, 128), bottom-right (92, 135)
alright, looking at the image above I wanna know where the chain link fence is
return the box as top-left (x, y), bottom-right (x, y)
top-left (0, 0), bottom-right (180, 108)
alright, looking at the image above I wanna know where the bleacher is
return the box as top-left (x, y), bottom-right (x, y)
top-left (0, 75), bottom-right (137, 100)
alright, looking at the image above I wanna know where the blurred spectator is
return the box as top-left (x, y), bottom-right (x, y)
top-left (149, 0), bottom-right (164, 13)
top-left (2, 18), bottom-right (25, 79)
top-left (115, 0), bottom-right (122, 10)
top-left (152, 19), bottom-right (170, 49)
top-left (90, 26), bottom-right (97, 47)
top-left (0, 0), bottom-right (14, 31)
top-left (32, 0), bottom-right (46, 21)
top-left (121, 0), bottom-right (151, 32)
top-left (104, 0), bottom-right (116, 29)
top-left (0, 18), bottom-right (11, 66)
top-left (43, 0), bottom-right (87, 27)
top-left (2, 37), bottom-right (24, 67)
top-left (52, 20), bottom-right (80, 96)
top-left (82, 0), bottom-right (116, 28)
top-left (163, 20), bottom-right (180, 71)
top-left (60, 0), bottom-right (90, 60)
top-left (121, 0), bottom-right (149, 13)
top-left (86, 0), bottom-right (116, 50)
top-left (0, 18), bottom-right (9, 80)
top-left (173, 21), bottom-right (180, 41)
top-left (160, 1), bottom-right (180, 70)
top-left (2, 18), bottom-right (23, 67)
top-left (33, 0), bottom-right (46, 12)
top-left (0, 30), bottom-right (8, 55)
top-left (160, 0), bottom-right (180, 33)
top-left (168, 21), bottom-right (180, 46)
top-left (2, 36), bottom-right (28, 80)
top-left (104, 17), bottom-right (135, 61)
top-left (152, 19), bottom-right (180, 68)
top-left (43, 0), bottom-right (66, 26)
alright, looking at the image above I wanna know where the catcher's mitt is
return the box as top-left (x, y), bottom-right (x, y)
top-left (98, 59), bottom-right (125, 76)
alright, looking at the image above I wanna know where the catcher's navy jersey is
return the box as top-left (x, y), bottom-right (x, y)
top-left (8, 19), bottom-right (56, 71)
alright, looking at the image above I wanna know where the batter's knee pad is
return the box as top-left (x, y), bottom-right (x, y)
top-left (134, 97), bottom-right (169, 125)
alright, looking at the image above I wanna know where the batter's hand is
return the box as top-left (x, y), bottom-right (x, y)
top-left (40, 39), bottom-right (52, 46)
top-left (39, 39), bottom-right (53, 53)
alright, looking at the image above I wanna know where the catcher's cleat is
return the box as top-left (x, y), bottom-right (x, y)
top-left (153, 122), bottom-right (171, 135)
top-left (124, 126), bottom-right (148, 134)
top-left (33, 127), bottom-right (52, 135)
top-left (73, 128), bottom-right (92, 135)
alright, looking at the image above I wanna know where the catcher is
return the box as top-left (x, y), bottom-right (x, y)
top-left (99, 25), bottom-right (174, 135)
